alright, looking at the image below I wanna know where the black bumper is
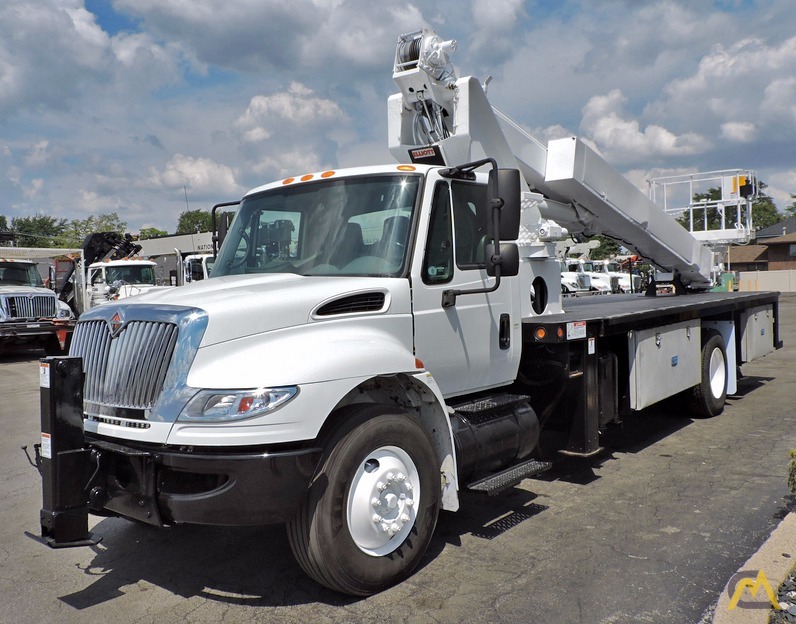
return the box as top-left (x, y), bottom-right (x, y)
top-left (0, 319), bottom-right (74, 341)
top-left (86, 438), bottom-right (323, 527)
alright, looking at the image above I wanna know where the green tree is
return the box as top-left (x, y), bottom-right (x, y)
top-left (138, 227), bottom-right (169, 240)
top-left (176, 209), bottom-right (212, 235)
top-left (56, 212), bottom-right (128, 247)
top-left (11, 214), bottom-right (67, 247)
top-left (784, 194), bottom-right (796, 218)
top-left (0, 215), bottom-right (11, 246)
top-left (590, 235), bottom-right (621, 260)
top-left (676, 182), bottom-right (781, 232)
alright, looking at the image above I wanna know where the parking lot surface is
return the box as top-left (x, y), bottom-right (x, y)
top-left (2, 295), bottom-right (795, 624)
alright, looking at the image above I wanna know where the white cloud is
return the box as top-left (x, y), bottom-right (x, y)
top-left (721, 122), bottom-right (756, 143)
top-left (580, 89), bottom-right (710, 164)
top-left (23, 178), bottom-right (44, 200)
top-left (24, 141), bottom-right (52, 168)
top-left (148, 154), bottom-right (241, 195)
top-left (233, 83), bottom-right (350, 179)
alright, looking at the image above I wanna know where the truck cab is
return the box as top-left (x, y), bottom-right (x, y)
top-left (86, 258), bottom-right (168, 307)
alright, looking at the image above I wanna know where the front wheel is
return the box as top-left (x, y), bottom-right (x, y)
top-left (287, 405), bottom-right (440, 596)
top-left (687, 333), bottom-right (728, 418)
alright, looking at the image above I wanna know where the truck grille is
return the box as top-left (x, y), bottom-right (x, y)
top-left (71, 319), bottom-right (178, 411)
top-left (3, 295), bottom-right (56, 319)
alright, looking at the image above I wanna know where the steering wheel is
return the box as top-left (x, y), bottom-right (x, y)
top-left (226, 231), bottom-right (251, 269)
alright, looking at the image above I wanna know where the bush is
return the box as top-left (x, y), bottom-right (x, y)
top-left (789, 449), bottom-right (796, 494)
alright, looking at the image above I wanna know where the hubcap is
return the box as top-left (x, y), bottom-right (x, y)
top-left (347, 445), bottom-right (420, 556)
top-left (708, 347), bottom-right (726, 399)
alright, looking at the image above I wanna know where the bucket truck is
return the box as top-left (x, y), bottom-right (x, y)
top-left (32, 30), bottom-right (780, 597)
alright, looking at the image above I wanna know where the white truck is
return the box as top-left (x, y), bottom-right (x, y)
top-left (559, 261), bottom-right (592, 295)
top-left (566, 257), bottom-right (640, 293)
top-left (0, 253), bottom-right (75, 353)
top-left (181, 253), bottom-right (215, 284)
top-left (36, 30), bottom-right (781, 596)
top-left (85, 258), bottom-right (166, 307)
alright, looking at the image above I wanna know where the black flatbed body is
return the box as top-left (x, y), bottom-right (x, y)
top-left (523, 290), bottom-right (781, 345)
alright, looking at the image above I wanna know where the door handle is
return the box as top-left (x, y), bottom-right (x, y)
top-left (499, 313), bottom-right (510, 350)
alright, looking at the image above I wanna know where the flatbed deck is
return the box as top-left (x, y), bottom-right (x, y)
top-left (524, 291), bottom-right (781, 343)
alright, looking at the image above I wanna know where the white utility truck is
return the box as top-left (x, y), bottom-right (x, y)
top-left (36, 30), bottom-right (781, 596)
top-left (0, 251), bottom-right (75, 353)
top-left (85, 258), bottom-right (164, 307)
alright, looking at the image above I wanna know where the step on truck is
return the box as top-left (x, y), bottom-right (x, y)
top-left (33, 30), bottom-right (781, 596)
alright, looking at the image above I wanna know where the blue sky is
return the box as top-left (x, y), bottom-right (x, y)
top-left (1, 0), bottom-right (794, 232)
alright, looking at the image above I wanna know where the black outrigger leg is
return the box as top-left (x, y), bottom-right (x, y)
top-left (37, 356), bottom-right (99, 548)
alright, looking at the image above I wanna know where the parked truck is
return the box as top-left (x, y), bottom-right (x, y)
top-left (35, 30), bottom-right (781, 596)
top-left (0, 251), bottom-right (76, 353)
top-left (59, 232), bottom-right (173, 315)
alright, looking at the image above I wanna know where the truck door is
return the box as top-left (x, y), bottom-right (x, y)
top-left (411, 175), bottom-right (520, 398)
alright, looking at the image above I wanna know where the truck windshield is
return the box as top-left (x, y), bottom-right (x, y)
top-left (105, 265), bottom-right (156, 285)
top-left (0, 262), bottom-right (44, 287)
top-left (213, 174), bottom-right (421, 277)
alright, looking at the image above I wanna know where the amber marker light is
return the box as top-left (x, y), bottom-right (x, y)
top-left (282, 177), bottom-right (295, 185)
top-left (300, 174), bottom-right (314, 182)
top-left (534, 327), bottom-right (546, 341)
top-left (397, 165), bottom-right (416, 171)
top-left (321, 170), bottom-right (335, 178)
top-left (557, 326), bottom-right (565, 339)
top-left (415, 357), bottom-right (424, 369)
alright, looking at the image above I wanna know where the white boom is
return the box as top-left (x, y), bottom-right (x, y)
top-left (388, 29), bottom-right (713, 289)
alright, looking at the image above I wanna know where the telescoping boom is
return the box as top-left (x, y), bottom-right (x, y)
top-left (388, 29), bottom-right (713, 289)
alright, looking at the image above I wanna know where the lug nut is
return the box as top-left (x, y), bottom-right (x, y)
top-left (371, 497), bottom-right (382, 508)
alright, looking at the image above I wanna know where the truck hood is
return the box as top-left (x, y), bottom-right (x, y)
top-left (0, 285), bottom-right (54, 296)
top-left (119, 273), bottom-right (405, 347)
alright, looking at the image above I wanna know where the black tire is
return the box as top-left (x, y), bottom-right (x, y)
top-left (687, 333), bottom-right (728, 418)
top-left (286, 404), bottom-right (440, 596)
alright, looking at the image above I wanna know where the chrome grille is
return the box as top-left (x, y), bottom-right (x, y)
top-left (5, 295), bottom-right (57, 319)
top-left (71, 319), bottom-right (178, 411)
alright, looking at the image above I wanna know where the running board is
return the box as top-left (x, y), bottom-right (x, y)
top-left (467, 459), bottom-right (552, 495)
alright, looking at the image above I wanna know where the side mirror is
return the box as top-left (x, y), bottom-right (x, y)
top-left (217, 212), bottom-right (230, 251)
top-left (487, 168), bottom-right (522, 241)
top-left (485, 243), bottom-right (519, 277)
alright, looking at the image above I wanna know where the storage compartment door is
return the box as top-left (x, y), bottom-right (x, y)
top-left (628, 320), bottom-right (701, 411)
top-left (739, 305), bottom-right (775, 363)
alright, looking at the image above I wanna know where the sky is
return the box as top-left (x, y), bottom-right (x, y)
top-left (1, 0), bottom-right (795, 234)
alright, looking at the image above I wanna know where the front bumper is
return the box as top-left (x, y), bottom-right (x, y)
top-left (85, 437), bottom-right (323, 526)
top-left (0, 319), bottom-right (74, 343)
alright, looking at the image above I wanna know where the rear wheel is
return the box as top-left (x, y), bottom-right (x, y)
top-left (687, 333), bottom-right (727, 418)
top-left (287, 405), bottom-right (440, 596)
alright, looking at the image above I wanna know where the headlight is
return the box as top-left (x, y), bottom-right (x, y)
top-left (178, 387), bottom-right (299, 422)
top-left (56, 300), bottom-right (73, 319)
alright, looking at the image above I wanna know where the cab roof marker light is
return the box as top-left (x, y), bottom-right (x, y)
top-left (321, 170), bottom-right (336, 178)
top-left (397, 165), bottom-right (416, 171)
top-left (282, 177), bottom-right (295, 185)
top-left (301, 174), bottom-right (314, 182)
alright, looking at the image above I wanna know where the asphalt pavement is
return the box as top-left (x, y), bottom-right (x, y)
top-left (1, 295), bottom-right (795, 624)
